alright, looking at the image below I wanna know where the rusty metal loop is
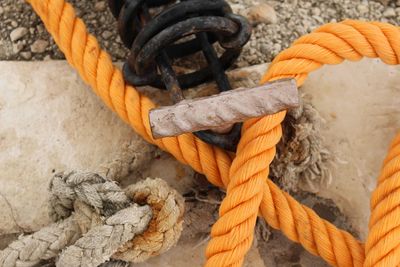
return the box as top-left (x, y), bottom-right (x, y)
top-left (109, 0), bottom-right (251, 90)
top-left (108, 0), bottom-right (252, 151)
top-left (133, 16), bottom-right (239, 76)
top-left (122, 49), bottom-right (240, 89)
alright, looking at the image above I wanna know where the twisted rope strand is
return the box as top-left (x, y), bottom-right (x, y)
top-left (0, 173), bottom-right (184, 267)
top-left (0, 172), bottom-right (151, 267)
top-left (23, 0), bottom-right (400, 265)
top-left (262, 20), bottom-right (400, 267)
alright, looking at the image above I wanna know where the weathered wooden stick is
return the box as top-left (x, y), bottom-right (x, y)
top-left (149, 79), bottom-right (299, 139)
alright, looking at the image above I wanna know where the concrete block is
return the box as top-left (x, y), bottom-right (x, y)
top-left (0, 61), bottom-right (149, 233)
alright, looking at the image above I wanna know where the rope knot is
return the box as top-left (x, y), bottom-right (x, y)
top-left (0, 173), bottom-right (184, 267)
top-left (113, 178), bottom-right (185, 263)
top-left (49, 171), bottom-right (130, 220)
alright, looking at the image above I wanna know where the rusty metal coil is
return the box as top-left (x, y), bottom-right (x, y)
top-left (108, 0), bottom-right (252, 151)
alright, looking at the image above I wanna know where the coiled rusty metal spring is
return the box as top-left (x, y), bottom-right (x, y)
top-left (108, 0), bottom-right (252, 151)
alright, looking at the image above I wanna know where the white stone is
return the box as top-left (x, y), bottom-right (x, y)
top-left (357, 4), bottom-right (369, 13)
top-left (94, 1), bottom-right (107, 12)
top-left (9, 27), bottom-right (28, 42)
top-left (20, 51), bottom-right (32, 60)
top-left (12, 42), bottom-right (23, 54)
top-left (101, 30), bottom-right (113, 40)
top-left (30, 39), bottom-right (48, 53)
top-left (311, 7), bottom-right (321, 16)
top-left (247, 3), bottom-right (278, 25)
top-left (383, 7), bottom-right (396, 17)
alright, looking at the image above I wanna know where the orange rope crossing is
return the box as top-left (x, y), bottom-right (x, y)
top-left (25, 0), bottom-right (400, 266)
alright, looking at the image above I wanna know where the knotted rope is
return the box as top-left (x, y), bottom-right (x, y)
top-left (0, 173), bottom-right (184, 267)
top-left (22, 0), bottom-right (400, 265)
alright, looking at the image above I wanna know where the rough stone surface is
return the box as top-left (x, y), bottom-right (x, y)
top-left (134, 241), bottom-right (265, 267)
top-left (0, 61), bottom-right (150, 234)
top-left (302, 58), bottom-right (400, 239)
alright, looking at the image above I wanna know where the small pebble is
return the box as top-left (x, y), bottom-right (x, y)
top-left (30, 39), bottom-right (49, 53)
top-left (247, 3), bottom-right (277, 25)
top-left (378, 0), bottom-right (389, 6)
top-left (357, 4), bottom-right (369, 13)
top-left (20, 51), bottom-right (32, 60)
top-left (94, 1), bottom-right (107, 12)
top-left (87, 13), bottom-right (96, 20)
top-left (260, 43), bottom-right (269, 54)
top-left (101, 30), bottom-right (113, 40)
top-left (383, 7), bottom-right (396, 17)
top-left (12, 42), bottom-right (24, 54)
top-left (311, 7), bottom-right (321, 16)
top-left (11, 20), bottom-right (18, 28)
top-left (36, 25), bottom-right (44, 34)
top-left (273, 43), bottom-right (282, 52)
top-left (287, 0), bottom-right (298, 6)
top-left (10, 27), bottom-right (28, 42)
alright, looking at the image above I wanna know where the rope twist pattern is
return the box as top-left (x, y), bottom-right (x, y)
top-left (0, 173), bottom-right (184, 267)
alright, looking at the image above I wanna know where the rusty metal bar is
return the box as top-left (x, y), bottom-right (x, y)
top-left (149, 79), bottom-right (299, 139)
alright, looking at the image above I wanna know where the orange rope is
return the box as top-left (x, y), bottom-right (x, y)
top-left (25, 0), bottom-right (400, 266)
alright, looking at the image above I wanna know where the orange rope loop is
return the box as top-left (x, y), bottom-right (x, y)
top-left (25, 0), bottom-right (400, 266)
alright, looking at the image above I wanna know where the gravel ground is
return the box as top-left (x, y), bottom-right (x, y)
top-left (1, 0), bottom-right (400, 64)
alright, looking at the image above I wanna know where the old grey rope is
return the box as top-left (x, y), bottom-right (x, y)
top-left (0, 171), bottom-right (184, 267)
